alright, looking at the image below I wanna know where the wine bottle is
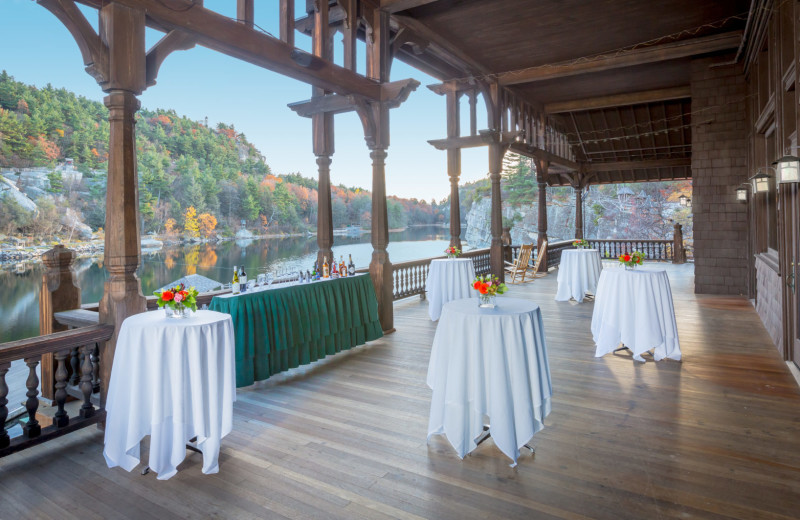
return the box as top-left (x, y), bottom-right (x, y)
top-left (312, 260), bottom-right (318, 279)
top-left (323, 256), bottom-right (330, 278)
top-left (240, 265), bottom-right (247, 292)
top-left (348, 254), bottom-right (355, 276)
top-left (232, 265), bottom-right (240, 295)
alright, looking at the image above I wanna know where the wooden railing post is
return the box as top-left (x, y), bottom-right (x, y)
top-left (673, 223), bottom-right (686, 264)
top-left (502, 226), bottom-right (513, 264)
top-left (39, 245), bottom-right (81, 400)
top-left (0, 362), bottom-right (9, 449)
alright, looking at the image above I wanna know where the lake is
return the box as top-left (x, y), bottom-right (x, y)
top-left (0, 226), bottom-right (464, 343)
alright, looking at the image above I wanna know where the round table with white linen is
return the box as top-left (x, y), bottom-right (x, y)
top-left (103, 309), bottom-right (236, 480)
top-left (555, 249), bottom-right (603, 302)
top-left (591, 267), bottom-right (681, 362)
top-left (425, 258), bottom-right (476, 321)
top-left (427, 297), bottom-right (552, 466)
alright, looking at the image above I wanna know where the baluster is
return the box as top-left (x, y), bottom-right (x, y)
top-left (91, 344), bottom-right (100, 394)
top-left (79, 345), bottom-right (95, 418)
top-left (23, 356), bottom-right (41, 438)
top-left (53, 349), bottom-right (70, 428)
top-left (1, 362), bottom-right (9, 449)
top-left (69, 346), bottom-right (80, 385)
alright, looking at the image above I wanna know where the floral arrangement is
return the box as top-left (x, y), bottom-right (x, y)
top-left (573, 239), bottom-right (589, 248)
top-left (618, 251), bottom-right (645, 268)
top-left (472, 274), bottom-right (508, 297)
top-left (444, 246), bottom-right (461, 258)
top-left (154, 283), bottom-right (199, 312)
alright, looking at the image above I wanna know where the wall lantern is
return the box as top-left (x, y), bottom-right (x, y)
top-left (773, 155), bottom-right (800, 184)
top-left (686, 198), bottom-right (692, 208)
top-left (735, 185), bottom-right (748, 202)
top-left (679, 194), bottom-right (688, 206)
top-left (750, 169), bottom-right (772, 193)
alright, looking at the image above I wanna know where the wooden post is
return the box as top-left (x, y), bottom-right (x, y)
top-left (502, 226), bottom-right (513, 264)
top-left (446, 88), bottom-right (462, 249)
top-left (98, 3), bottom-right (147, 406)
top-left (575, 187), bottom-right (584, 239)
top-left (488, 141), bottom-right (505, 281)
top-left (370, 146), bottom-right (394, 332)
top-left (673, 222), bottom-right (686, 264)
top-left (38, 245), bottom-right (81, 400)
top-left (535, 159), bottom-right (549, 273)
top-left (316, 154), bottom-right (334, 267)
top-left (236, 0), bottom-right (254, 28)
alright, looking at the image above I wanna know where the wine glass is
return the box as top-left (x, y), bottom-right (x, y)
top-left (266, 272), bottom-right (274, 287)
top-left (257, 273), bottom-right (265, 287)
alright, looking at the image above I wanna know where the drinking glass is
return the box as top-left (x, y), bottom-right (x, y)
top-left (266, 272), bottom-right (274, 286)
top-left (247, 280), bottom-right (255, 291)
top-left (257, 274), bottom-right (265, 286)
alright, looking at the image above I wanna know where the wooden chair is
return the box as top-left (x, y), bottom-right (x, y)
top-left (504, 244), bottom-right (534, 283)
top-left (526, 240), bottom-right (548, 279)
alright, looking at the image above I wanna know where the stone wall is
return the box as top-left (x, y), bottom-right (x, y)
top-left (690, 58), bottom-right (749, 295)
top-left (755, 255), bottom-right (783, 351)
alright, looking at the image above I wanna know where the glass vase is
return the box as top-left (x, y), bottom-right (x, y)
top-left (166, 304), bottom-right (190, 319)
top-left (478, 294), bottom-right (496, 308)
top-left (624, 264), bottom-right (636, 271)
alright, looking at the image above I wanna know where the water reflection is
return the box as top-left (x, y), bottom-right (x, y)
top-left (1, 226), bottom-right (456, 342)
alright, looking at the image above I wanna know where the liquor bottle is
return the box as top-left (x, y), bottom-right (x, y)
top-left (240, 265), bottom-right (247, 292)
top-left (311, 261), bottom-right (318, 279)
top-left (339, 256), bottom-right (346, 277)
top-left (331, 258), bottom-right (339, 278)
top-left (306, 270), bottom-right (312, 283)
top-left (232, 265), bottom-right (240, 295)
top-left (322, 256), bottom-right (330, 278)
top-left (348, 254), bottom-right (355, 276)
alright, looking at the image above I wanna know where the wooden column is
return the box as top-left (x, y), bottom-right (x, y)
top-left (574, 187), bottom-right (584, 239)
top-left (536, 159), bottom-right (549, 272)
top-left (98, 3), bottom-right (147, 406)
top-left (488, 141), bottom-right (505, 280)
top-left (370, 145), bottom-right (393, 332)
top-left (237, 0), bottom-right (254, 28)
top-left (312, 0), bottom-right (334, 269)
top-left (38, 245), bottom-right (81, 400)
top-left (316, 154), bottom-right (334, 267)
top-left (446, 88), bottom-right (462, 249)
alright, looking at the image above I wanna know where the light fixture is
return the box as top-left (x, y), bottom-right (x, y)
top-left (735, 185), bottom-right (748, 202)
top-left (679, 194), bottom-right (688, 206)
top-left (772, 155), bottom-right (800, 184)
top-left (750, 169), bottom-right (772, 193)
top-left (686, 198), bottom-right (692, 208)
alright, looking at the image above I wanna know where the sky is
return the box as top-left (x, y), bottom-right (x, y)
top-left (0, 0), bottom-right (492, 200)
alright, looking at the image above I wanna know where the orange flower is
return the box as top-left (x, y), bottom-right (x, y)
top-left (161, 290), bottom-right (174, 302)
top-left (479, 282), bottom-right (489, 294)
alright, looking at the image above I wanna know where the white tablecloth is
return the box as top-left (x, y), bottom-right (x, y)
top-left (555, 249), bottom-right (603, 302)
top-left (591, 267), bottom-right (681, 362)
top-left (427, 297), bottom-right (552, 466)
top-left (103, 310), bottom-right (236, 480)
top-left (425, 258), bottom-right (476, 321)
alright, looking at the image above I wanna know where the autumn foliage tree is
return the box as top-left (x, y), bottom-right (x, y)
top-left (184, 206), bottom-right (200, 238)
top-left (198, 212), bottom-right (217, 238)
top-left (164, 218), bottom-right (178, 235)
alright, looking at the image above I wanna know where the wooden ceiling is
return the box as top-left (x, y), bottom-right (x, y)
top-left (389, 0), bottom-right (752, 185)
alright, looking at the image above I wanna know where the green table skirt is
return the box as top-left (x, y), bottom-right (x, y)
top-left (209, 274), bottom-right (383, 387)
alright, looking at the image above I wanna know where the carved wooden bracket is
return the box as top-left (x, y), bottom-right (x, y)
top-left (146, 30), bottom-right (196, 87)
top-left (36, 0), bottom-right (109, 85)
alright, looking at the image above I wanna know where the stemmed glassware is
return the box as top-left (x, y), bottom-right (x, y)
top-left (266, 272), bottom-right (274, 286)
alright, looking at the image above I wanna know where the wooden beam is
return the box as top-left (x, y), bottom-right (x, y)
top-left (145, 30), bottom-right (195, 87)
top-left (289, 78), bottom-right (420, 117)
top-left (428, 131), bottom-right (519, 150)
top-left (587, 157), bottom-right (691, 172)
top-left (545, 86), bottom-right (691, 114)
top-left (393, 14), bottom-right (492, 76)
top-left (380, 0), bottom-right (439, 13)
top-left (509, 142), bottom-right (580, 171)
top-left (498, 31), bottom-right (742, 85)
top-left (99, 0), bottom-right (383, 100)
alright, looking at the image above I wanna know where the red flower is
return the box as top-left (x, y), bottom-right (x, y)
top-left (479, 282), bottom-right (489, 294)
top-left (161, 290), bottom-right (174, 302)
top-left (623, 254), bottom-right (631, 262)
top-left (178, 290), bottom-right (188, 297)
top-left (635, 257), bottom-right (641, 264)
top-left (473, 281), bottom-right (481, 290)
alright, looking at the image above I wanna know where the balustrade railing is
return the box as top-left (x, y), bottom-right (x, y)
top-left (0, 324), bottom-right (113, 458)
top-left (586, 239), bottom-right (675, 261)
top-left (390, 248), bottom-right (491, 301)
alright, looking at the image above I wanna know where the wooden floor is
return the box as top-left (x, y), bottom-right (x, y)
top-left (2, 263), bottom-right (800, 519)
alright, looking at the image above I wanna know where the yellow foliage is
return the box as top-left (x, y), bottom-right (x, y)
top-left (198, 212), bottom-right (217, 238)
top-left (165, 218), bottom-right (178, 235)
top-left (184, 206), bottom-right (200, 238)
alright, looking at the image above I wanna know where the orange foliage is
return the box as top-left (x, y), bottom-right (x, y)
top-left (219, 128), bottom-right (236, 139)
top-left (16, 99), bottom-right (29, 113)
top-left (150, 114), bottom-right (172, 125)
top-left (165, 218), bottom-right (178, 235)
top-left (260, 173), bottom-right (282, 191)
top-left (198, 212), bottom-right (217, 238)
top-left (91, 148), bottom-right (99, 157)
top-left (31, 135), bottom-right (60, 162)
top-left (198, 246), bottom-right (218, 269)
top-left (55, 128), bottom-right (64, 137)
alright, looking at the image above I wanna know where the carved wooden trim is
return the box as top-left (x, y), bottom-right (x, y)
top-left (145, 30), bottom-right (195, 87)
top-left (36, 0), bottom-right (109, 84)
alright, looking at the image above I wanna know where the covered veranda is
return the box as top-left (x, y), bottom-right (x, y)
top-left (3, 264), bottom-right (799, 519)
top-left (2, 0), bottom-right (800, 518)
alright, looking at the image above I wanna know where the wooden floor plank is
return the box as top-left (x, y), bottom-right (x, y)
top-left (2, 263), bottom-right (799, 519)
